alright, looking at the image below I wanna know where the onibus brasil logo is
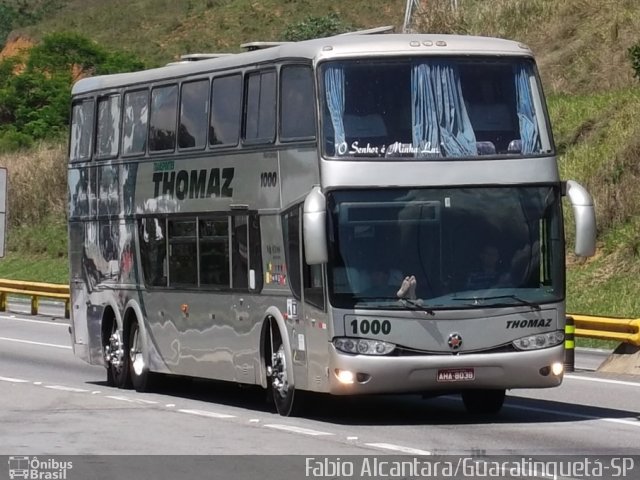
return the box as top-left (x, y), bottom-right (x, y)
top-left (8, 456), bottom-right (73, 479)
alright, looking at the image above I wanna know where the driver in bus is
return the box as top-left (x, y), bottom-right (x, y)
top-left (466, 244), bottom-right (510, 290)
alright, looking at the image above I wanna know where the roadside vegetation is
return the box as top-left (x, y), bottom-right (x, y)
top-left (0, 0), bottom-right (639, 338)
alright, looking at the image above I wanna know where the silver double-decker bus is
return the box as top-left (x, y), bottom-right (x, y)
top-left (68, 31), bottom-right (596, 416)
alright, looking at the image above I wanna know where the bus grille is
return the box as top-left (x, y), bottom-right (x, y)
top-left (392, 343), bottom-right (517, 356)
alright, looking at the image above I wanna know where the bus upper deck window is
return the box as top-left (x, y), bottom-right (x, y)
top-left (70, 99), bottom-right (95, 162)
top-left (210, 74), bottom-right (242, 147)
top-left (149, 85), bottom-right (178, 152)
top-left (179, 79), bottom-right (209, 150)
top-left (122, 90), bottom-right (148, 156)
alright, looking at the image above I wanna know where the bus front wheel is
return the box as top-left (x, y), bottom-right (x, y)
top-left (267, 320), bottom-right (299, 416)
top-left (461, 389), bottom-right (506, 415)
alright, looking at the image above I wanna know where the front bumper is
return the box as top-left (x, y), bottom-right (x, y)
top-left (327, 343), bottom-right (564, 395)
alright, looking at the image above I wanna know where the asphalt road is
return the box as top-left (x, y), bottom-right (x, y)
top-left (1, 299), bottom-right (638, 462)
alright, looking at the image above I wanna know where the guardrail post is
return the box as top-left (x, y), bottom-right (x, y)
top-left (64, 298), bottom-right (70, 319)
top-left (564, 315), bottom-right (575, 372)
top-left (0, 292), bottom-right (5, 312)
top-left (31, 295), bottom-right (39, 316)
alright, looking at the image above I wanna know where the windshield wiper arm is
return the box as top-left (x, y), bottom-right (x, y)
top-left (454, 294), bottom-right (541, 310)
top-left (401, 298), bottom-right (435, 315)
top-left (356, 296), bottom-right (398, 302)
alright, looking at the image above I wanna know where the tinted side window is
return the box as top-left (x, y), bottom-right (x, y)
top-left (122, 90), bottom-right (148, 155)
top-left (210, 74), bottom-right (241, 146)
top-left (179, 79), bottom-right (209, 149)
top-left (139, 217), bottom-right (167, 287)
top-left (232, 216), bottom-right (248, 289)
top-left (249, 214), bottom-right (263, 292)
top-left (149, 85), bottom-right (178, 152)
top-left (304, 263), bottom-right (325, 310)
top-left (281, 66), bottom-right (316, 140)
top-left (96, 94), bottom-right (121, 158)
top-left (70, 99), bottom-right (95, 161)
top-left (168, 218), bottom-right (197, 286)
top-left (244, 70), bottom-right (276, 143)
top-left (199, 218), bottom-right (230, 287)
top-left (282, 207), bottom-right (301, 299)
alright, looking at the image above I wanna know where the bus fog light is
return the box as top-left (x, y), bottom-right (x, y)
top-left (333, 337), bottom-right (396, 355)
top-left (551, 362), bottom-right (564, 376)
top-left (335, 369), bottom-right (355, 384)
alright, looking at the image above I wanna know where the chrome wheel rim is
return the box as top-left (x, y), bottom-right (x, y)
top-left (271, 344), bottom-right (289, 399)
top-left (105, 326), bottom-right (124, 372)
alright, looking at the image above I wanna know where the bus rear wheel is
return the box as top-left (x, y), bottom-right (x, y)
top-left (129, 320), bottom-right (154, 392)
top-left (461, 389), bottom-right (506, 414)
top-left (267, 320), bottom-right (299, 416)
top-left (105, 321), bottom-right (130, 389)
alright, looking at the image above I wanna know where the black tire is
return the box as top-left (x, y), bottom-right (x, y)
top-left (129, 320), bottom-right (155, 392)
top-left (105, 321), bottom-right (131, 389)
top-left (461, 389), bottom-right (506, 415)
top-left (267, 320), bottom-right (301, 416)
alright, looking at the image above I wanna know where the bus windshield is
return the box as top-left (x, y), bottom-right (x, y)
top-left (327, 186), bottom-right (563, 310)
top-left (320, 57), bottom-right (552, 159)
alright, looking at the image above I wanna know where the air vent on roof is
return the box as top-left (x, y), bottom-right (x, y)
top-left (240, 41), bottom-right (290, 51)
top-left (338, 26), bottom-right (395, 36)
top-left (165, 53), bottom-right (233, 66)
top-left (180, 53), bottom-right (233, 61)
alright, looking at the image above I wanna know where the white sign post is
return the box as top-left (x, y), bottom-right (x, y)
top-left (0, 168), bottom-right (6, 258)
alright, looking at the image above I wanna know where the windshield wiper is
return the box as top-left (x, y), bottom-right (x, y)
top-left (356, 296), bottom-right (398, 302)
top-left (355, 296), bottom-right (435, 315)
top-left (454, 294), bottom-right (541, 311)
top-left (401, 298), bottom-right (435, 315)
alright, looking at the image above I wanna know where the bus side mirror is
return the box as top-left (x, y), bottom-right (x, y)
top-left (563, 180), bottom-right (596, 257)
top-left (303, 187), bottom-right (328, 265)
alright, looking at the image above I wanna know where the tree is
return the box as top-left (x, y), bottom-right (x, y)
top-left (283, 13), bottom-right (353, 42)
top-left (0, 32), bottom-right (145, 152)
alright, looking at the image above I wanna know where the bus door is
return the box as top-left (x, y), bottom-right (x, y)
top-left (299, 261), bottom-right (328, 392)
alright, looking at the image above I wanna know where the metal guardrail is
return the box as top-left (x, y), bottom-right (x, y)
top-left (0, 279), bottom-right (70, 319)
top-left (0, 278), bottom-right (638, 347)
top-left (569, 314), bottom-right (640, 347)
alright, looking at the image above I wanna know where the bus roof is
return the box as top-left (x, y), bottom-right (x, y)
top-left (72, 33), bottom-right (533, 96)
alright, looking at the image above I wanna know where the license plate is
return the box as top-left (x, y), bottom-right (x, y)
top-left (437, 368), bottom-right (475, 382)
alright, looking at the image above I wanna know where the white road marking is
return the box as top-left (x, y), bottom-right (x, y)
top-left (178, 409), bottom-right (236, 419)
top-left (0, 376), bottom-right (29, 383)
top-left (264, 424), bottom-right (333, 436)
top-left (106, 395), bottom-right (157, 405)
top-left (506, 404), bottom-right (640, 428)
top-left (249, 419), bottom-right (260, 423)
top-left (364, 443), bottom-right (432, 455)
top-left (91, 391), bottom-right (101, 395)
top-left (0, 315), bottom-right (69, 326)
top-left (33, 382), bottom-right (42, 385)
top-left (565, 374), bottom-right (640, 388)
top-left (135, 398), bottom-right (159, 405)
top-left (165, 404), bottom-right (175, 408)
top-left (347, 436), bottom-right (359, 440)
top-left (44, 385), bottom-right (89, 393)
top-left (0, 336), bottom-right (71, 349)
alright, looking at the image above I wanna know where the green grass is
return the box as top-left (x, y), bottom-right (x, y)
top-left (0, 217), bottom-right (68, 284)
top-left (0, 255), bottom-right (67, 284)
top-left (18, 0), bottom-right (405, 66)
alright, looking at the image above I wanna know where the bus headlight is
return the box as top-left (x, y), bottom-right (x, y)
top-left (333, 337), bottom-right (396, 355)
top-left (513, 331), bottom-right (565, 351)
